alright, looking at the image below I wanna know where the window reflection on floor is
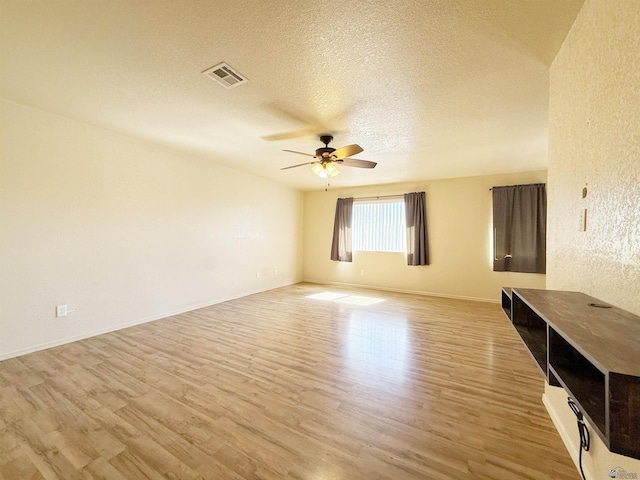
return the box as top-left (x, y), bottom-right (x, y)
top-left (345, 310), bottom-right (409, 381)
top-left (305, 291), bottom-right (409, 384)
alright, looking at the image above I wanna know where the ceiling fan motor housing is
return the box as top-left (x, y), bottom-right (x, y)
top-left (315, 147), bottom-right (336, 160)
top-left (316, 135), bottom-right (336, 162)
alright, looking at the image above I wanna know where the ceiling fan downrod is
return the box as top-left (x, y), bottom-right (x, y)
top-left (316, 135), bottom-right (336, 161)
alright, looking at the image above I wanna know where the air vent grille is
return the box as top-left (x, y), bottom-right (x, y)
top-left (202, 62), bottom-right (247, 89)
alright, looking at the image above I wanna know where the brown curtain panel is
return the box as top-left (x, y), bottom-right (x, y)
top-left (492, 183), bottom-right (546, 273)
top-left (330, 197), bottom-right (353, 262)
top-left (404, 192), bottom-right (429, 266)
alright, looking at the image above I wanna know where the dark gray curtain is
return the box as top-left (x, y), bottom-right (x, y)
top-left (330, 197), bottom-right (353, 262)
top-left (404, 192), bottom-right (429, 266)
top-left (492, 183), bottom-right (546, 273)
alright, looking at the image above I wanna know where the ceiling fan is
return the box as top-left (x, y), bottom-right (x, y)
top-left (281, 135), bottom-right (377, 178)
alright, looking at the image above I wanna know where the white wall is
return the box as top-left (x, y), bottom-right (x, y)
top-left (0, 100), bottom-right (304, 359)
top-left (304, 171), bottom-right (547, 302)
top-left (546, 0), bottom-right (640, 477)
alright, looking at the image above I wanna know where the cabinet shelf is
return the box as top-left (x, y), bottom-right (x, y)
top-left (549, 327), bottom-right (606, 436)
top-left (502, 287), bottom-right (640, 460)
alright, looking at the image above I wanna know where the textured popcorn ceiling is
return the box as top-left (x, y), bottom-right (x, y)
top-left (0, 0), bottom-right (583, 190)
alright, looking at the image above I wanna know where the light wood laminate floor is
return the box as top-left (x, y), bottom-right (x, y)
top-left (0, 283), bottom-right (578, 479)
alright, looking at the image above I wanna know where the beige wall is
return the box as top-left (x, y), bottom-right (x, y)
top-left (546, 0), bottom-right (640, 477)
top-left (0, 100), bottom-right (304, 359)
top-left (304, 171), bottom-right (547, 302)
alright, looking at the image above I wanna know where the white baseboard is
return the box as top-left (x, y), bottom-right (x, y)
top-left (302, 279), bottom-right (499, 304)
top-left (0, 282), bottom-right (295, 361)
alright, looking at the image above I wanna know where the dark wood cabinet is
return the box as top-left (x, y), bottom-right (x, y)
top-left (502, 287), bottom-right (640, 460)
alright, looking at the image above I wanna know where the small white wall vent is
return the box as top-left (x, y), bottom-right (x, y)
top-left (202, 62), bottom-right (247, 89)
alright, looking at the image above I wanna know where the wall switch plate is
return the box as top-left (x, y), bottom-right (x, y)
top-left (56, 304), bottom-right (68, 317)
top-left (579, 208), bottom-right (587, 232)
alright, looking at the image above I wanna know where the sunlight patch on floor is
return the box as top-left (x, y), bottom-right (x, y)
top-left (305, 292), bottom-right (348, 301)
top-left (335, 295), bottom-right (384, 306)
top-left (305, 291), bottom-right (385, 305)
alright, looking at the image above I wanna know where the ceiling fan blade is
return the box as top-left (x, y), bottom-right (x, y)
top-left (338, 158), bottom-right (377, 169)
top-left (282, 149), bottom-right (316, 158)
top-left (262, 128), bottom-right (319, 141)
top-left (281, 161), bottom-right (317, 170)
top-left (331, 144), bottom-right (363, 160)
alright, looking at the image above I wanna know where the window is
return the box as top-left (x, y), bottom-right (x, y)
top-left (331, 192), bottom-right (429, 265)
top-left (352, 199), bottom-right (406, 252)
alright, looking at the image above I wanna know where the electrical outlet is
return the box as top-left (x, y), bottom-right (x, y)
top-left (56, 304), bottom-right (68, 317)
top-left (274, 269), bottom-right (278, 277)
top-left (256, 272), bottom-right (261, 279)
top-left (360, 269), bottom-right (365, 276)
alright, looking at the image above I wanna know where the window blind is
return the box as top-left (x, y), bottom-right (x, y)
top-left (352, 199), bottom-right (406, 252)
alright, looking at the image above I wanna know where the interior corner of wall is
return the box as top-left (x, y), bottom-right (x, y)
top-left (542, 385), bottom-right (577, 454)
top-left (542, 384), bottom-right (595, 479)
top-left (542, 383), bottom-right (640, 480)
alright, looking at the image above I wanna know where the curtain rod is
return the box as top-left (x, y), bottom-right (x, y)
top-left (353, 194), bottom-right (405, 201)
top-left (489, 183), bottom-right (545, 191)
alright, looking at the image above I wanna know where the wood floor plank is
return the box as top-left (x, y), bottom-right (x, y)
top-left (0, 283), bottom-right (579, 479)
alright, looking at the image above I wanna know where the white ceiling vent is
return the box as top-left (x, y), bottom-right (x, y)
top-left (202, 62), bottom-right (247, 89)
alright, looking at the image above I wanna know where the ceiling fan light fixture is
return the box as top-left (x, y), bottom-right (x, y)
top-left (312, 162), bottom-right (339, 178)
